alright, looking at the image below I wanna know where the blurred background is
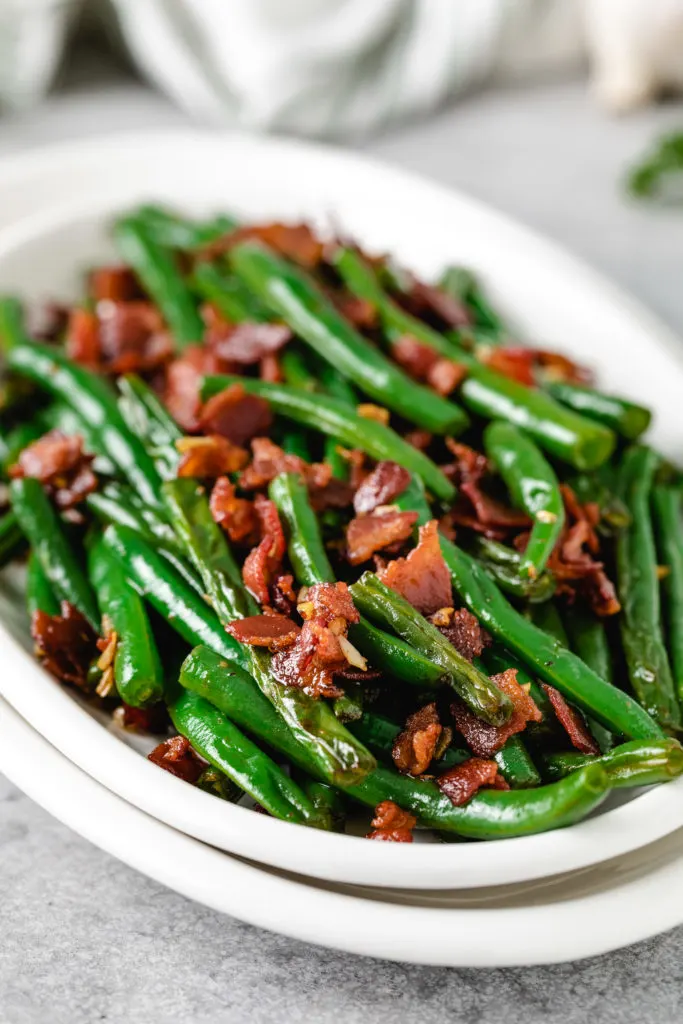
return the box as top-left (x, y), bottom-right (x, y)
top-left (0, 0), bottom-right (681, 324)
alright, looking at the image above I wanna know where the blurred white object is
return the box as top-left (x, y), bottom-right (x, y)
top-left (583, 0), bottom-right (683, 112)
top-left (0, 0), bottom-right (80, 110)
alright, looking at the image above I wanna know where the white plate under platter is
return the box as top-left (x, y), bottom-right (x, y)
top-left (1, 129), bottom-right (683, 892)
top-left (4, 692), bottom-right (683, 968)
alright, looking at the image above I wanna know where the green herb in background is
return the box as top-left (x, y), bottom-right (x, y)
top-left (627, 132), bottom-right (683, 202)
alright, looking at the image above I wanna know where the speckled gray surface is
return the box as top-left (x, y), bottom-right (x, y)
top-left (2, 52), bottom-right (683, 1024)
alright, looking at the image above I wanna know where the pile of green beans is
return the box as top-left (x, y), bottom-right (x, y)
top-left (1, 202), bottom-right (681, 845)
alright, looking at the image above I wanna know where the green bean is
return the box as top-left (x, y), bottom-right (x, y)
top-left (540, 738), bottom-right (683, 788)
top-left (0, 511), bottom-right (26, 569)
top-left (168, 689), bottom-right (320, 825)
top-left (113, 216), bottom-right (204, 346)
top-left (229, 242), bottom-right (469, 435)
top-left (268, 471), bottom-right (446, 688)
top-left (132, 205), bottom-right (237, 251)
top-left (102, 523), bottom-right (246, 666)
top-left (180, 645), bottom-right (609, 838)
top-left (546, 381), bottom-right (651, 440)
top-left (562, 603), bottom-right (613, 684)
top-left (441, 538), bottom-right (664, 740)
top-left (10, 477), bottom-right (99, 628)
top-left (1, 419), bottom-right (46, 476)
top-left (0, 297), bottom-right (38, 410)
top-left (162, 478), bottom-right (375, 787)
top-left (615, 446), bottom-right (681, 730)
top-left (484, 420), bottom-right (565, 578)
top-left (26, 550), bottom-right (60, 618)
top-left (201, 375), bottom-right (455, 503)
top-left (332, 249), bottom-right (616, 470)
top-left (439, 265), bottom-right (505, 339)
top-left (88, 532), bottom-right (164, 707)
top-left (7, 342), bottom-right (161, 507)
top-left (191, 261), bottom-right (270, 322)
top-left (117, 373), bottom-right (182, 481)
top-left (350, 573), bottom-right (513, 727)
top-left (280, 350), bottom-right (350, 477)
top-left (652, 485), bottom-right (683, 704)
top-left (195, 766), bottom-right (243, 804)
top-left (280, 427), bottom-right (311, 460)
top-left (469, 536), bottom-right (556, 603)
top-left (86, 482), bottom-right (177, 545)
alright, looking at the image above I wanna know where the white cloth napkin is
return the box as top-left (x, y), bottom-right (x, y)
top-left (111, 0), bottom-right (583, 138)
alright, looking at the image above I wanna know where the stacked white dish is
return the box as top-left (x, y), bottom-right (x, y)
top-left (1, 130), bottom-right (683, 966)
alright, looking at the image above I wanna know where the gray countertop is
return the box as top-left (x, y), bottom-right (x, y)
top-left (2, 54), bottom-right (683, 1024)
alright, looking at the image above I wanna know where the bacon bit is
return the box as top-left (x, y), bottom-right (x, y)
top-left (67, 301), bottom-right (173, 375)
top-left (241, 495), bottom-right (286, 606)
top-left (164, 345), bottom-right (213, 432)
top-left (481, 345), bottom-right (593, 387)
top-left (176, 435), bottom-right (248, 479)
top-left (330, 291), bottom-right (378, 329)
top-left (357, 403), bottom-right (390, 425)
top-left (114, 703), bottom-right (169, 734)
top-left (338, 447), bottom-right (368, 490)
top-left (207, 320), bottom-right (292, 365)
top-left (239, 436), bottom-right (331, 492)
top-left (259, 353), bottom-right (282, 382)
top-left (65, 308), bottom-right (101, 368)
top-left (89, 266), bottom-right (140, 303)
top-left (433, 607), bottom-right (491, 662)
top-left (10, 430), bottom-right (97, 509)
top-left (392, 703), bottom-right (451, 776)
top-left (199, 384), bottom-right (273, 447)
top-left (227, 613), bottom-right (301, 651)
top-left (392, 335), bottom-right (468, 396)
top-left (346, 510), bottom-right (418, 565)
top-left (452, 669), bottom-right (542, 757)
top-left (378, 520), bottom-right (452, 615)
top-left (542, 685), bottom-right (600, 755)
top-left (271, 582), bottom-right (359, 699)
top-left (366, 800), bottom-right (416, 842)
top-left (404, 279), bottom-right (472, 329)
top-left (437, 757), bottom-right (508, 806)
top-left (526, 484), bottom-right (620, 617)
top-left (309, 476), bottom-right (355, 513)
top-left (404, 429), bottom-right (433, 451)
top-left (353, 460), bottom-right (411, 515)
top-left (270, 573), bottom-right (296, 616)
top-left (209, 476), bottom-right (259, 545)
top-left (443, 438), bottom-right (530, 539)
top-left (31, 603), bottom-right (98, 689)
top-left (201, 222), bottom-right (325, 268)
top-left (148, 736), bottom-right (205, 784)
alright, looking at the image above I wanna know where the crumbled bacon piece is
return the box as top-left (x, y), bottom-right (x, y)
top-left (481, 346), bottom-right (592, 387)
top-left (330, 290), bottom-right (378, 329)
top-left (542, 685), bottom-right (600, 755)
top-left (259, 353), bottom-right (282, 382)
top-left (404, 430), bottom-right (433, 451)
top-left (392, 703), bottom-right (451, 776)
top-left (148, 735), bottom-right (205, 784)
top-left (443, 439), bottom-right (530, 540)
top-left (437, 757), bottom-right (509, 807)
top-left (523, 484), bottom-right (620, 617)
top-left (378, 520), bottom-right (452, 615)
top-left (89, 266), bottom-right (140, 303)
top-left (271, 582), bottom-right (360, 699)
top-left (433, 607), bottom-right (491, 662)
top-left (403, 279), bottom-right (472, 329)
top-left (346, 510), bottom-right (418, 565)
top-left (199, 384), bottom-right (273, 447)
top-left (10, 430), bottom-right (97, 509)
top-left (207, 320), bottom-right (291, 366)
top-left (27, 301), bottom-right (69, 342)
top-left (115, 703), bottom-right (169, 734)
top-left (241, 496), bottom-right (286, 606)
top-left (164, 345), bottom-right (213, 432)
top-left (31, 603), bottom-right (97, 688)
top-left (366, 800), bottom-right (416, 842)
top-left (67, 302), bottom-right (173, 375)
top-left (201, 222), bottom-right (325, 268)
top-left (227, 613), bottom-right (301, 651)
top-left (270, 573), bottom-right (297, 616)
top-left (176, 435), bottom-right (249, 479)
top-left (239, 437), bottom-right (332, 495)
top-left (209, 476), bottom-right (259, 545)
top-left (392, 335), bottom-right (467, 396)
top-left (353, 460), bottom-right (411, 515)
top-left (451, 669), bottom-right (542, 756)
